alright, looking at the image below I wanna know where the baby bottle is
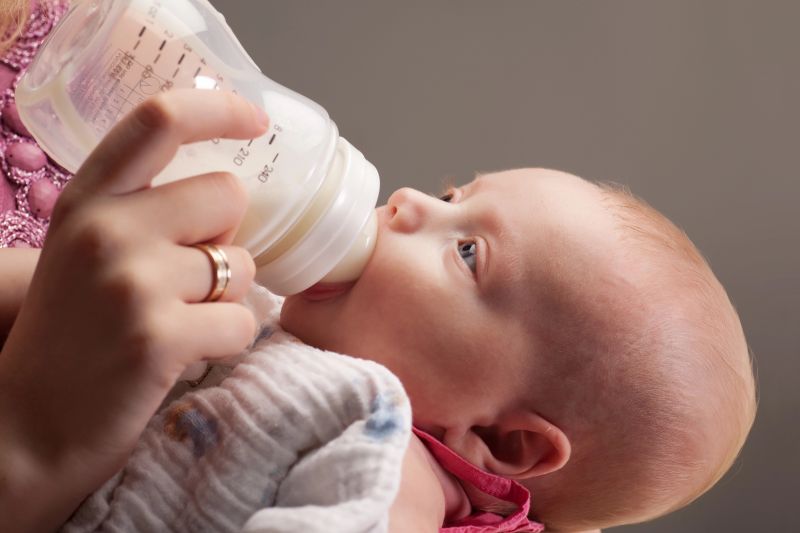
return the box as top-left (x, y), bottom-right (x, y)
top-left (15, 0), bottom-right (379, 296)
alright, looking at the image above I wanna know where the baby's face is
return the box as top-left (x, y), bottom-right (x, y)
top-left (281, 168), bottom-right (629, 433)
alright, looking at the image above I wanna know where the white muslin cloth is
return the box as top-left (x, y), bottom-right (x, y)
top-left (61, 287), bottom-right (411, 533)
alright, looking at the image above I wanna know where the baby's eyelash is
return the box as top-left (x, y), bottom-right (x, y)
top-left (427, 186), bottom-right (457, 202)
top-left (436, 175), bottom-right (458, 201)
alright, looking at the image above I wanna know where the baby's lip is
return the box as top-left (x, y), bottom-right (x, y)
top-left (301, 210), bottom-right (382, 302)
top-left (300, 281), bottom-right (354, 301)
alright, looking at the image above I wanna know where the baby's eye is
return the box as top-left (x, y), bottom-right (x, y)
top-left (458, 240), bottom-right (477, 273)
top-left (436, 185), bottom-right (460, 203)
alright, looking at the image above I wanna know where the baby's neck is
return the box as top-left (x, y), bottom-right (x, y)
top-left (410, 433), bottom-right (472, 522)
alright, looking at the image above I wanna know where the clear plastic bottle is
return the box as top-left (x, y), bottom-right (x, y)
top-left (16, 0), bottom-right (379, 296)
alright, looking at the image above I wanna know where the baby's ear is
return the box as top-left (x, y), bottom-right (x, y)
top-left (444, 411), bottom-right (571, 480)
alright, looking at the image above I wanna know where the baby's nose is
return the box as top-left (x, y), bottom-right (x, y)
top-left (386, 187), bottom-right (436, 233)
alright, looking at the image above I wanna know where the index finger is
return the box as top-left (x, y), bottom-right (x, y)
top-left (72, 89), bottom-right (268, 197)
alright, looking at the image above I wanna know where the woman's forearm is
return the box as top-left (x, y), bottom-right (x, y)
top-left (0, 248), bottom-right (40, 340)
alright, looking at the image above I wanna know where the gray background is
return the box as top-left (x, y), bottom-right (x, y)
top-left (210, 1), bottom-right (798, 531)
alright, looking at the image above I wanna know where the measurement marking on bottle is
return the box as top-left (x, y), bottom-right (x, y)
top-left (159, 39), bottom-right (166, 51)
top-left (154, 53), bottom-right (161, 64)
top-left (138, 26), bottom-right (146, 37)
top-left (258, 164), bottom-right (273, 183)
top-left (172, 67), bottom-right (179, 79)
top-left (178, 53), bottom-right (185, 65)
top-left (194, 66), bottom-right (201, 77)
top-left (133, 39), bottom-right (141, 50)
top-left (233, 146), bottom-right (251, 166)
top-left (247, 139), bottom-right (254, 147)
top-left (272, 153), bottom-right (279, 163)
top-left (269, 134), bottom-right (276, 145)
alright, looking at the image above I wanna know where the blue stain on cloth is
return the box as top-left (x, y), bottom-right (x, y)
top-left (364, 393), bottom-right (401, 440)
top-left (253, 325), bottom-right (274, 344)
top-left (182, 409), bottom-right (218, 457)
top-left (164, 403), bottom-right (219, 458)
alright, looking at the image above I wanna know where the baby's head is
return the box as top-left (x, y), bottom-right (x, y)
top-left (280, 168), bottom-right (756, 531)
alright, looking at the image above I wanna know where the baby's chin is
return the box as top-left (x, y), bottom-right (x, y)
top-left (278, 296), bottom-right (321, 347)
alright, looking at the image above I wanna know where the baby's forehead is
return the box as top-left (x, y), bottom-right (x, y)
top-left (470, 171), bottom-right (670, 364)
top-left (470, 168), bottom-right (597, 199)
top-left (471, 170), bottom-right (620, 258)
top-left (470, 169), bottom-right (630, 306)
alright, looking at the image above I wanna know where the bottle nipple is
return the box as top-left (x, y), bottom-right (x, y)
top-left (320, 210), bottom-right (377, 283)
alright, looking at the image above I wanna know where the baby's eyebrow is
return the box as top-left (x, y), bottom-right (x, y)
top-left (467, 179), bottom-right (525, 301)
top-left (431, 172), bottom-right (487, 198)
top-left (462, 175), bottom-right (487, 198)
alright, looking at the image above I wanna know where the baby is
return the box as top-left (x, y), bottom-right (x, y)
top-left (54, 168), bottom-right (755, 532)
top-left (281, 168), bottom-right (757, 531)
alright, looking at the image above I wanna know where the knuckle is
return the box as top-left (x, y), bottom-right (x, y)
top-left (210, 171), bottom-right (247, 206)
top-left (49, 186), bottom-right (78, 224)
top-left (100, 259), bottom-right (154, 312)
top-left (221, 90), bottom-right (238, 115)
top-left (49, 198), bottom-right (70, 225)
top-left (219, 91), bottom-right (255, 138)
top-left (134, 94), bottom-right (178, 133)
top-left (69, 208), bottom-right (129, 262)
top-left (124, 310), bottom-right (172, 372)
top-left (221, 90), bottom-right (241, 124)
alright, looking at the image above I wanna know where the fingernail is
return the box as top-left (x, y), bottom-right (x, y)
top-left (251, 102), bottom-right (269, 129)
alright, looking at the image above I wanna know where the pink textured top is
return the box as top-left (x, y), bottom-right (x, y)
top-left (414, 429), bottom-right (545, 532)
top-left (0, 0), bottom-right (70, 248)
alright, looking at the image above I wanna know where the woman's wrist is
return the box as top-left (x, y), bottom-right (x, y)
top-left (0, 366), bottom-right (89, 532)
top-left (0, 438), bottom-right (47, 532)
top-left (0, 401), bottom-right (64, 531)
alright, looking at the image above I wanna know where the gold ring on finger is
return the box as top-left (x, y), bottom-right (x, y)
top-left (192, 243), bottom-right (231, 302)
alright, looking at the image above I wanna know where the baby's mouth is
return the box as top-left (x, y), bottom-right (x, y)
top-left (300, 281), bottom-right (354, 301)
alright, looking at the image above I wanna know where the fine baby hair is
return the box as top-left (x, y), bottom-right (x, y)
top-left (519, 177), bottom-right (756, 531)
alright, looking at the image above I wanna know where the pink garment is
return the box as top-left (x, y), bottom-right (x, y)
top-left (0, 0), bottom-right (71, 248)
top-left (413, 428), bottom-right (545, 533)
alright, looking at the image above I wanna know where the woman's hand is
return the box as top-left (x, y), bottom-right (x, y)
top-left (0, 89), bottom-right (268, 532)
